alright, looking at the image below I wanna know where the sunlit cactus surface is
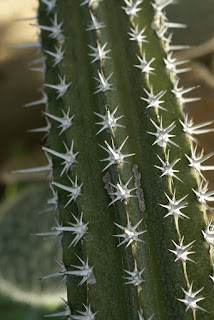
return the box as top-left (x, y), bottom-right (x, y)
top-left (14, 0), bottom-right (214, 319)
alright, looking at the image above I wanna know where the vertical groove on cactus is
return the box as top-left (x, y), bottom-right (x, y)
top-left (11, 0), bottom-right (214, 319)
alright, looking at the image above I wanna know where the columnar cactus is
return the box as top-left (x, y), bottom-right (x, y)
top-left (15, 0), bottom-right (214, 319)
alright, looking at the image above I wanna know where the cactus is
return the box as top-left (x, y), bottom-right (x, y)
top-left (14, 0), bottom-right (214, 319)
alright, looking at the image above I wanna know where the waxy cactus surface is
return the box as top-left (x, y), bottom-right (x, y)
top-left (14, 0), bottom-right (214, 319)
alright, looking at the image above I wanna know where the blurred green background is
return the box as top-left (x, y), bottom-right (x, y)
top-left (1, 0), bottom-right (214, 318)
top-left (1, 0), bottom-right (66, 318)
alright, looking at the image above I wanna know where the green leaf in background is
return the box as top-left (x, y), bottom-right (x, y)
top-left (0, 183), bottom-right (65, 319)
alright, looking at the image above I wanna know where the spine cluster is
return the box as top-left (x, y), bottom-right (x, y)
top-left (12, 0), bottom-right (214, 319)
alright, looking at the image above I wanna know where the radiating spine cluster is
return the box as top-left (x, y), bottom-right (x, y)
top-left (84, 1), bottom-right (151, 318)
top-left (11, 0), bottom-right (214, 319)
top-left (148, 1), bottom-right (214, 318)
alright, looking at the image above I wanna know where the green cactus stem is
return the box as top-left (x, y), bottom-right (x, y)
top-left (13, 0), bottom-right (214, 319)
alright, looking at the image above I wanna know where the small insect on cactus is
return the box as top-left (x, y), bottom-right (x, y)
top-left (13, 0), bottom-right (214, 319)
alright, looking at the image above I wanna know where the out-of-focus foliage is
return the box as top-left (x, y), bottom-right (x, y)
top-left (0, 184), bottom-right (65, 318)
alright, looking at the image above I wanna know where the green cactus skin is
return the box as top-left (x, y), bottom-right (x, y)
top-left (15, 0), bottom-right (214, 319)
